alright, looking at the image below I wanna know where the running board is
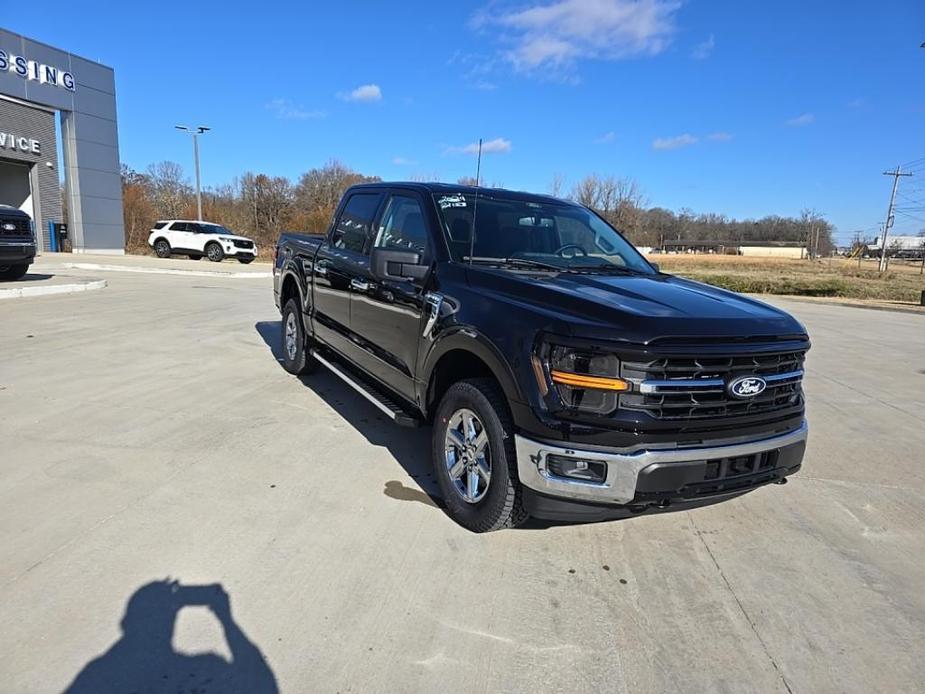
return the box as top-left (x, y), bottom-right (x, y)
top-left (310, 350), bottom-right (422, 428)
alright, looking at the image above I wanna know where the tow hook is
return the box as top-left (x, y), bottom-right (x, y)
top-left (774, 477), bottom-right (788, 485)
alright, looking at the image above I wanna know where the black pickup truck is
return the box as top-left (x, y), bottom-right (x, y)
top-left (273, 183), bottom-right (809, 532)
top-left (0, 205), bottom-right (35, 280)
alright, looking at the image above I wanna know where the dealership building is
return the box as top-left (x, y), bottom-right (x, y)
top-left (0, 28), bottom-right (124, 254)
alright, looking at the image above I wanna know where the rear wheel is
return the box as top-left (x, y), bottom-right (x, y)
top-left (206, 242), bottom-right (224, 262)
top-left (281, 298), bottom-right (317, 375)
top-left (153, 239), bottom-right (171, 258)
top-left (432, 378), bottom-right (528, 532)
top-left (0, 263), bottom-right (29, 281)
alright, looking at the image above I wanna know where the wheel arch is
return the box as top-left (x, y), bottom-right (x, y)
top-left (422, 331), bottom-right (524, 419)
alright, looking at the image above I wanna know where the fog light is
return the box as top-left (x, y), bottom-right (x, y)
top-left (547, 455), bottom-right (607, 483)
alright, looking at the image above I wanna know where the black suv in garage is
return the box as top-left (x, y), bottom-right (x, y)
top-left (0, 205), bottom-right (35, 280)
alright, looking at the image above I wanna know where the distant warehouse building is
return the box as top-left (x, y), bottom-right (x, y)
top-left (661, 240), bottom-right (807, 257)
top-left (0, 28), bottom-right (124, 254)
top-left (867, 236), bottom-right (925, 257)
top-left (739, 245), bottom-right (806, 258)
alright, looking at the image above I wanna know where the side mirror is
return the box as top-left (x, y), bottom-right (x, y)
top-left (371, 247), bottom-right (428, 281)
top-left (649, 262), bottom-right (660, 273)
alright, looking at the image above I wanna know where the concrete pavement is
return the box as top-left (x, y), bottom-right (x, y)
top-left (0, 265), bottom-right (923, 693)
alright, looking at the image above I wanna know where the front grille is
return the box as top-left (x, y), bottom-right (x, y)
top-left (621, 349), bottom-right (806, 421)
top-left (0, 216), bottom-right (33, 244)
top-left (233, 239), bottom-right (254, 249)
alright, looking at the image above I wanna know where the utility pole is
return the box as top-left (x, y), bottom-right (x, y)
top-left (878, 166), bottom-right (913, 272)
top-left (175, 125), bottom-right (211, 221)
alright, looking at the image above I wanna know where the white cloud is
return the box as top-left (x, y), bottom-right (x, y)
top-left (445, 137), bottom-right (513, 155)
top-left (786, 112), bottom-right (815, 127)
top-left (265, 99), bottom-right (325, 120)
top-left (594, 131), bottom-right (616, 144)
top-left (338, 84), bottom-right (383, 103)
top-left (392, 156), bottom-right (417, 166)
top-left (653, 133), bottom-right (697, 150)
top-left (848, 98), bottom-right (865, 109)
top-left (474, 0), bottom-right (681, 73)
top-left (707, 131), bottom-right (733, 142)
top-left (691, 34), bottom-right (715, 60)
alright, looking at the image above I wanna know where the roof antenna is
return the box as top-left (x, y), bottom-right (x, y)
top-left (468, 138), bottom-right (482, 266)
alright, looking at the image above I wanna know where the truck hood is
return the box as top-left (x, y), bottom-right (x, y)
top-left (469, 267), bottom-right (805, 342)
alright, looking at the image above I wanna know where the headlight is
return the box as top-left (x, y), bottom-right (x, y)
top-left (535, 343), bottom-right (628, 415)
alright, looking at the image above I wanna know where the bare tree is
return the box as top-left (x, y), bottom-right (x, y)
top-left (548, 173), bottom-right (566, 198)
top-left (146, 161), bottom-right (192, 219)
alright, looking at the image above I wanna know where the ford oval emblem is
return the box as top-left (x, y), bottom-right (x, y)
top-left (1, 223), bottom-right (15, 231)
top-left (728, 375), bottom-right (767, 399)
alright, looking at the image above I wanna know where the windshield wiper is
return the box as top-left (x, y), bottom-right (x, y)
top-left (567, 264), bottom-right (651, 276)
top-left (468, 257), bottom-right (566, 272)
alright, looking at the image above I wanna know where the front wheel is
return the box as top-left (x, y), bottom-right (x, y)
top-left (206, 242), bottom-right (224, 262)
top-left (0, 263), bottom-right (29, 281)
top-left (432, 378), bottom-right (528, 532)
top-left (281, 298), bottom-right (317, 375)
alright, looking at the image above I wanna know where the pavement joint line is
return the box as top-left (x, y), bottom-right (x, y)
top-left (687, 513), bottom-right (795, 694)
top-left (0, 279), bottom-right (107, 300)
top-left (43, 262), bottom-right (272, 279)
top-left (810, 370), bottom-right (925, 423)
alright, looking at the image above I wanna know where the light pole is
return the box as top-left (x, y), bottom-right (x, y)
top-left (175, 125), bottom-right (210, 221)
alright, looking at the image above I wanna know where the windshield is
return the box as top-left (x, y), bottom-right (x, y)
top-left (433, 192), bottom-right (654, 274)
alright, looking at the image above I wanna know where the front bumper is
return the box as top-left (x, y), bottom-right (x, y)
top-left (0, 243), bottom-right (35, 265)
top-left (515, 420), bottom-right (807, 516)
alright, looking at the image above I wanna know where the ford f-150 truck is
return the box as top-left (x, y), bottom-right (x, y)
top-left (273, 183), bottom-right (809, 532)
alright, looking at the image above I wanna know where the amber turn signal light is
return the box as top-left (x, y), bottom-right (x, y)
top-left (550, 370), bottom-right (630, 391)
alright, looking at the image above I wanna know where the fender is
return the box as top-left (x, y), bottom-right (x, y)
top-left (419, 326), bottom-right (526, 415)
top-left (276, 262), bottom-right (313, 329)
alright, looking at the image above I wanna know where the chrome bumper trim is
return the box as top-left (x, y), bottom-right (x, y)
top-left (515, 420), bottom-right (808, 505)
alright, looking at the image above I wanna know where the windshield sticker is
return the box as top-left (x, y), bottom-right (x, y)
top-left (438, 195), bottom-right (468, 209)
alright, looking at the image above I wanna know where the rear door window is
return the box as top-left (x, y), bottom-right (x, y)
top-left (331, 193), bottom-right (381, 254)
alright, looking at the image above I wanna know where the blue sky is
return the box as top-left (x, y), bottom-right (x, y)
top-left (7, 0), bottom-right (925, 242)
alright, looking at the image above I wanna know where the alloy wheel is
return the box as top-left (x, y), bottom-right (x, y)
top-left (444, 408), bottom-right (491, 503)
top-left (284, 312), bottom-right (298, 361)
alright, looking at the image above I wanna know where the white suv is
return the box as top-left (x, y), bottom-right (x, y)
top-left (147, 220), bottom-right (258, 263)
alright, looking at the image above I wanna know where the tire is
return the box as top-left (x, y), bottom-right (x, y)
top-left (281, 298), bottom-right (318, 375)
top-left (238, 257), bottom-right (255, 264)
top-left (432, 378), bottom-right (528, 532)
top-left (206, 242), bottom-right (224, 262)
top-left (153, 239), bottom-right (171, 258)
top-left (0, 263), bottom-right (29, 281)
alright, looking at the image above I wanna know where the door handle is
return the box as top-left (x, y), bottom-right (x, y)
top-left (350, 278), bottom-right (370, 292)
top-left (315, 261), bottom-right (328, 276)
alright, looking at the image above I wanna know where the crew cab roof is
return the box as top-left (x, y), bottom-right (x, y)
top-left (345, 182), bottom-right (578, 207)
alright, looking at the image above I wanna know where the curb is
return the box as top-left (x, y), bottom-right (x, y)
top-left (47, 262), bottom-right (272, 279)
top-left (0, 279), bottom-right (108, 300)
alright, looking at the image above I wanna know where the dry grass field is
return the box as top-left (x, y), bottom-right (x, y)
top-left (649, 254), bottom-right (925, 304)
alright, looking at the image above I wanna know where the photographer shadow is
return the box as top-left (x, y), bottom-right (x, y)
top-left (64, 580), bottom-right (278, 694)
